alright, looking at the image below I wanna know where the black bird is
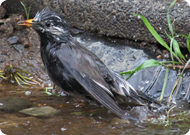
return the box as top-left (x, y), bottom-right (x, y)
top-left (19, 8), bottom-right (159, 119)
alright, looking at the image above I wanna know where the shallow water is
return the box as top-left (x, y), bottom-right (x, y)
top-left (0, 33), bottom-right (190, 135)
top-left (1, 84), bottom-right (190, 135)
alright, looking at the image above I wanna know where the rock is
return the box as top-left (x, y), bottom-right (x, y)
top-left (9, 14), bottom-right (25, 30)
top-left (12, 44), bottom-right (24, 53)
top-left (8, 36), bottom-right (19, 44)
top-left (1, 51), bottom-right (7, 55)
top-left (2, 0), bottom-right (190, 47)
top-left (77, 34), bottom-right (149, 72)
top-left (0, 6), bottom-right (6, 19)
top-left (0, 97), bottom-right (32, 112)
top-left (19, 106), bottom-right (60, 117)
top-left (0, 23), bottom-right (13, 37)
top-left (129, 106), bottom-right (150, 121)
top-left (110, 118), bottom-right (130, 125)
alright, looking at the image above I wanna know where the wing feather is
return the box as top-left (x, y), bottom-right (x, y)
top-left (56, 43), bottom-right (125, 117)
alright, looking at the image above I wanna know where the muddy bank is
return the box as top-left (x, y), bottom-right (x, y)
top-left (2, 0), bottom-right (190, 47)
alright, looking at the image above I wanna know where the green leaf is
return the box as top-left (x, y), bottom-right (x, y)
top-left (120, 59), bottom-right (161, 79)
top-left (172, 38), bottom-right (185, 60)
top-left (45, 87), bottom-right (54, 95)
top-left (165, 30), bottom-right (185, 63)
top-left (136, 59), bottom-right (161, 69)
top-left (170, 37), bottom-right (175, 68)
top-left (187, 34), bottom-right (190, 53)
top-left (134, 14), bottom-right (178, 59)
top-left (178, 34), bottom-right (190, 54)
top-left (134, 15), bottom-right (168, 49)
top-left (180, 59), bottom-right (190, 77)
top-left (27, 6), bottom-right (31, 19)
top-left (20, 1), bottom-right (31, 19)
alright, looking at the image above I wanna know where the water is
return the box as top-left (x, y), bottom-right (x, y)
top-left (0, 33), bottom-right (190, 135)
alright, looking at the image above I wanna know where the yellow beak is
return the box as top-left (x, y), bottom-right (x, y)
top-left (18, 19), bottom-right (34, 27)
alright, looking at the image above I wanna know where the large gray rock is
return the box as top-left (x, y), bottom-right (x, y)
top-left (2, 0), bottom-right (190, 47)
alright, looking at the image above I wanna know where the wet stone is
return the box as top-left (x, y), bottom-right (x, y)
top-left (110, 118), bottom-right (130, 125)
top-left (129, 106), bottom-right (150, 120)
top-left (19, 106), bottom-right (60, 117)
top-left (0, 97), bottom-right (32, 113)
top-left (12, 44), bottom-right (24, 53)
top-left (8, 36), bottom-right (19, 45)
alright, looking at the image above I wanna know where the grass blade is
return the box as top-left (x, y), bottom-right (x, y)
top-left (187, 34), bottom-right (190, 53)
top-left (27, 6), bottom-right (31, 19)
top-left (179, 34), bottom-right (190, 53)
top-left (20, 1), bottom-right (31, 19)
top-left (165, 31), bottom-right (185, 64)
top-left (170, 37), bottom-right (175, 69)
top-left (172, 39), bottom-right (185, 61)
top-left (183, 83), bottom-right (190, 100)
top-left (168, 79), bottom-right (178, 103)
top-left (167, 60), bottom-right (190, 103)
top-left (167, 0), bottom-right (177, 37)
top-left (134, 14), bottom-right (178, 59)
top-left (120, 59), bottom-right (161, 79)
top-left (180, 59), bottom-right (190, 76)
top-left (173, 76), bottom-right (182, 99)
top-left (14, 74), bottom-right (24, 87)
top-left (165, 105), bottom-right (176, 126)
top-left (159, 67), bottom-right (169, 101)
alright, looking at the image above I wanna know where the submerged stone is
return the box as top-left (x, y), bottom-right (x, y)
top-left (0, 96), bottom-right (32, 112)
top-left (19, 106), bottom-right (60, 117)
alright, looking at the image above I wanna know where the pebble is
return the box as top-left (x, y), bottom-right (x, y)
top-left (25, 91), bottom-right (31, 96)
top-left (110, 118), bottom-right (130, 125)
top-left (7, 36), bottom-right (19, 44)
top-left (19, 106), bottom-right (60, 117)
top-left (1, 51), bottom-right (7, 55)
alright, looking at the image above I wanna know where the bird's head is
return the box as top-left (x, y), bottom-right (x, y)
top-left (18, 8), bottom-right (70, 42)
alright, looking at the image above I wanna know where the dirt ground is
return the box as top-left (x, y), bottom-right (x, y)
top-left (0, 8), bottom-right (52, 86)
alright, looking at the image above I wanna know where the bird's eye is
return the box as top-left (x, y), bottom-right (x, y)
top-left (39, 27), bottom-right (45, 33)
top-left (45, 20), bottom-right (51, 27)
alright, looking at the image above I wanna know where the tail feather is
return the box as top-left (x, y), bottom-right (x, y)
top-left (110, 70), bottom-right (161, 108)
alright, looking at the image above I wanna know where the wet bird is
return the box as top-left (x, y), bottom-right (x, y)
top-left (19, 8), bottom-right (159, 119)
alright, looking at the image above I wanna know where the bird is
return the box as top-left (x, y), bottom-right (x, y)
top-left (19, 8), bottom-right (160, 119)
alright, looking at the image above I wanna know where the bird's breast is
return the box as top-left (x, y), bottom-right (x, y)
top-left (40, 43), bottom-right (87, 97)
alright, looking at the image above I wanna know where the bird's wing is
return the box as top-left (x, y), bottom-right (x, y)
top-left (56, 43), bottom-right (125, 118)
top-left (110, 70), bottom-right (161, 107)
top-left (90, 49), bottom-right (159, 107)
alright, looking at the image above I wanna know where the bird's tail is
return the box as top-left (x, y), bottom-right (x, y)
top-left (110, 70), bottom-right (161, 108)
